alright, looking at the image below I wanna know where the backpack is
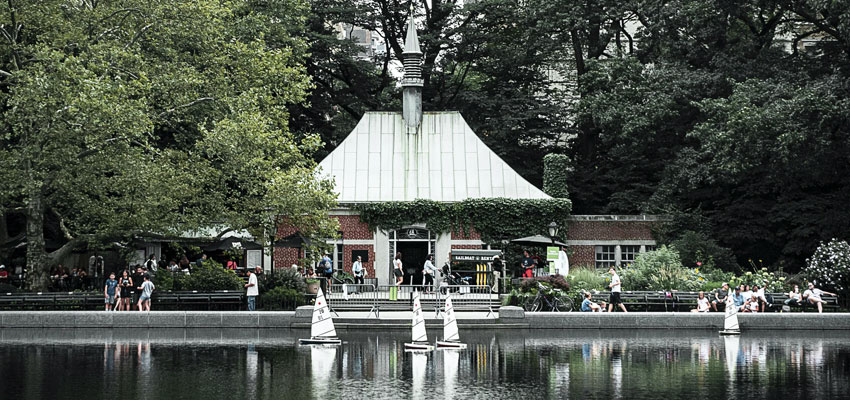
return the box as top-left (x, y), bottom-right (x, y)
top-left (321, 258), bottom-right (332, 274)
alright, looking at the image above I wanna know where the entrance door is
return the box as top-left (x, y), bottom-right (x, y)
top-left (397, 241), bottom-right (427, 285)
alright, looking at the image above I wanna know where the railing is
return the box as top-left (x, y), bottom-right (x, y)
top-left (322, 284), bottom-right (498, 318)
top-left (0, 291), bottom-right (246, 311)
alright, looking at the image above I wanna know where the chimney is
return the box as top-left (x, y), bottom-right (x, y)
top-left (401, 6), bottom-right (423, 130)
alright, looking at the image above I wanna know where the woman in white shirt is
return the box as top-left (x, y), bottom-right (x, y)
top-left (691, 291), bottom-right (710, 312)
top-left (393, 252), bottom-right (403, 286)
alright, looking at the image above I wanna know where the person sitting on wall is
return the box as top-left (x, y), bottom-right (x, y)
top-left (711, 283), bottom-right (729, 312)
top-left (691, 291), bottom-right (710, 313)
top-left (580, 292), bottom-right (605, 312)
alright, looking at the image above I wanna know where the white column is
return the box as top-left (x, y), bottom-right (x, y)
top-left (374, 229), bottom-right (389, 285)
top-left (615, 245), bottom-right (622, 267)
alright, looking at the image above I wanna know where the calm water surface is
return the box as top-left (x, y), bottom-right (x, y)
top-left (1, 328), bottom-right (849, 399)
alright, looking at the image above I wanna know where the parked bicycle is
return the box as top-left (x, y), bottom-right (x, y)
top-left (523, 282), bottom-right (573, 312)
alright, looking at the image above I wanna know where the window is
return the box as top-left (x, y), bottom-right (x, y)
top-left (645, 245), bottom-right (657, 252)
top-left (595, 245), bottom-right (616, 269)
top-left (335, 243), bottom-right (344, 272)
top-left (621, 245), bottom-right (641, 266)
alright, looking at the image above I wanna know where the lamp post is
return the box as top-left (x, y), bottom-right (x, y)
top-left (547, 222), bottom-right (558, 276)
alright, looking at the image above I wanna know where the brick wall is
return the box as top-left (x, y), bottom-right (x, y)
top-left (570, 245), bottom-right (596, 268)
top-left (273, 247), bottom-right (301, 270)
top-left (335, 215), bottom-right (373, 239)
top-left (566, 220), bottom-right (656, 241)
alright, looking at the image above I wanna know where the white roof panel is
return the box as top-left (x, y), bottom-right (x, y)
top-left (317, 112), bottom-right (550, 203)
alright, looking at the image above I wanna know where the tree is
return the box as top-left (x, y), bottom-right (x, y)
top-left (0, 0), bottom-right (338, 289)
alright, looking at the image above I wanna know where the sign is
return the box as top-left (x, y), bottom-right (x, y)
top-left (546, 247), bottom-right (559, 261)
top-left (451, 249), bottom-right (502, 263)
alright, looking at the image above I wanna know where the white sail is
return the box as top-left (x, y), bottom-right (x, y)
top-left (311, 288), bottom-right (338, 338)
top-left (310, 345), bottom-right (337, 398)
top-left (411, 291), bottom-right (428, 342)
top-left (723, 335), bottom-right (740, 383)
top-left (443, 294), bottom-right (460, 342)
top-left (443, 349), bottom-right (459, 397)
top-left (723, 288), bottom-right (740, 332)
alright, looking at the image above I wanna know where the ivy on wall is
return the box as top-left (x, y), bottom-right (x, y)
top-left (543, 154), bottom-right (570, 198)
top-left (352, 198), bottom-right (572, 244)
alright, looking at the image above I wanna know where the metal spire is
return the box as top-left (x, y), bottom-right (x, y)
top-left (402, 2), bottom-right (423, 130)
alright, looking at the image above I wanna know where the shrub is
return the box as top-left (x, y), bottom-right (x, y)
top-left (175, 260), bottom-right (243, 291)
top-left (0, 283), bottom-right (18, 293)
top-left (804, 239), bottom-right (850, 296)
top-left (260, 268), bottom-right (307, 294)
top-left (728, 268), bottom-right (787, 292)
top-left (630, 246), bottom-right (702, 291)
top-left (564, 268), bottom-right (607, 292)
top-left (153, 270), bottom-right (175, 291)
top-left (260, 287), bottom-right (306, 310)
top-left (671, 231), bottom-right (739, 272)
top-left (519, 275), bottom-right (570, 292)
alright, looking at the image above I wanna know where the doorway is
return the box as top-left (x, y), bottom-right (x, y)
top-left (397, 241), bottom-right (427, 285)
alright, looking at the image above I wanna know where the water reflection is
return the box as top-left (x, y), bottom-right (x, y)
top-left (1, 329), bottom-right (849, 399)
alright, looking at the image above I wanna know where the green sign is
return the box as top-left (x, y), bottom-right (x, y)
top-left (546, 247), bottom-right (559, 261)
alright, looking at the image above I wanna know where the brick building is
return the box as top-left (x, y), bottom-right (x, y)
top-left (274, 16), bottom-right (661, 282)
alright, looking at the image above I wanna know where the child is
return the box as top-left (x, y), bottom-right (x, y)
top-left (104, 272), bottom-right (119, 311)
top-left (137, 274), bottom-right (155, 311)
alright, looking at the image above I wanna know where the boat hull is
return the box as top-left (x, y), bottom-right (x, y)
top-left (299, 337), bottom-right (342, 345)
top-left (719, 330), bottom-right (741, 336)
top-left (404, 342), bottom-right (435, 351)
top-left (436, 341), bottom-right (466, 349)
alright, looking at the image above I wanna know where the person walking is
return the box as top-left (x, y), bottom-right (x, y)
top-left (104, 272), bottom-right (119, 311)
top-left (393, 252), bottom-right (404, 286)
top-left (244, 266), bottom-right (260, 311)
top-left (136, 275), bottom-right (155, 311)
top-left (607, 266), bottom-right (628, 313)
top-left (352, 256), bottom-right (365, 285)
top-left (423, 255), bottom-right (437, 292)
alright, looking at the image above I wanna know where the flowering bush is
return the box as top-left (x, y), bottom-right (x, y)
top-left (804, 239), bottom-right (850, 295)
top-left (728, 268), bottom-right (786, 292)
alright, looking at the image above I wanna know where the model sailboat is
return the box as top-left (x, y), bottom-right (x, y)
top-left (299, 288), bottom-right (342, 345)
top-left (404, 291), bottom-right (434, 351)
top-left (719, 288), bottom-right (741, 335)
top-left (436, 294), bottom-right (466, 349)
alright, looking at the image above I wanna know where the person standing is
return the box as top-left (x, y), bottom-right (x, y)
top-left (521, 251), bottom-right (535, 278)
top-left (607, 266), bottom-right (627, 313)
top-left (556, 246), bottom-right (570, 276)
top-left (104, 272), bottom-right (119, 311)
top-left (118, 270), bottom-right (134, 311)
top-left (423, 255), bottom-right (437, 292)
top-left (491, 255), bottom-right (504, 293)
top-left (244, 266), bottom-right (260, 311)
top-left (352, 256), bottom-right (365, 285)
top-left (393, 252), bottom-right (404, 286)
top-left (136, 275), bottom-right (155, 311)
top-left (319, 253), bottom-right (333, 295)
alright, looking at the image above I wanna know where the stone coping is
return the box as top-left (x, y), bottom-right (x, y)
top-left (1, 307), bottom-right (848, 330)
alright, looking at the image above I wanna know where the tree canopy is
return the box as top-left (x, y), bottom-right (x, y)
top-left (0, 0), bottom-right (337, 289)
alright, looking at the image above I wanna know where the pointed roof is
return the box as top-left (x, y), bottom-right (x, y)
top-left (403, 8), bottom-right (421, 55)
top-left (317, 112), bottom-right (550, 203)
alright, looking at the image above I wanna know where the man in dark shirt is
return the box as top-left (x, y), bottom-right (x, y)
top-left (131, 267), bottom-right (145, 305)
top-left (521, 251), bottom-right (536, 278)
top-left (712, 282), bottom-right (729, 312)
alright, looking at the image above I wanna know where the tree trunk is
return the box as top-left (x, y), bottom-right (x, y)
top-left (25, 191), bottom-right (49, 290)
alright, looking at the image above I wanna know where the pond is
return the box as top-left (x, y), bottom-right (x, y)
top-left (0, 328), bottom-right (848, 399)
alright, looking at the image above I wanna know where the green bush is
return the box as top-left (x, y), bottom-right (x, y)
top-left (564, 268), bottom-right (607, 292)
top-left (728, 268), bottom-right (787, 292)
top-left (671, 231), bottom-right (739, 272)
top-left (628, 246), bottom-right (702, 291)
top-left (543, 153), bottom-right (570, 198)
top-left (260, 287), bottom-right (306, 310)
top-left (0, 283), bottom-right (18, 293)
top-left (153, 270), bottom-right (175, 291)
top-left (174, 260), bottom-right (243, 291)
top-left (260, 268), bottom-right (307, 293)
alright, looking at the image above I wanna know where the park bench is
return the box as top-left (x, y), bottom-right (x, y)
top-left (0, 291), bottom-right (246, 311)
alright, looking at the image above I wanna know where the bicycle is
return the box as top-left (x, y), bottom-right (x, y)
top-left (523, 282), bottom-right (573, 312)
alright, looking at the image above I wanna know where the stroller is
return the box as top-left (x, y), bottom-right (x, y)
top-left (440, 263), bottom-right (471, 294)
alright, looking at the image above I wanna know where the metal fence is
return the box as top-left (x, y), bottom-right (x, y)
top-left (322, 284), bottom-right (497, 318)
